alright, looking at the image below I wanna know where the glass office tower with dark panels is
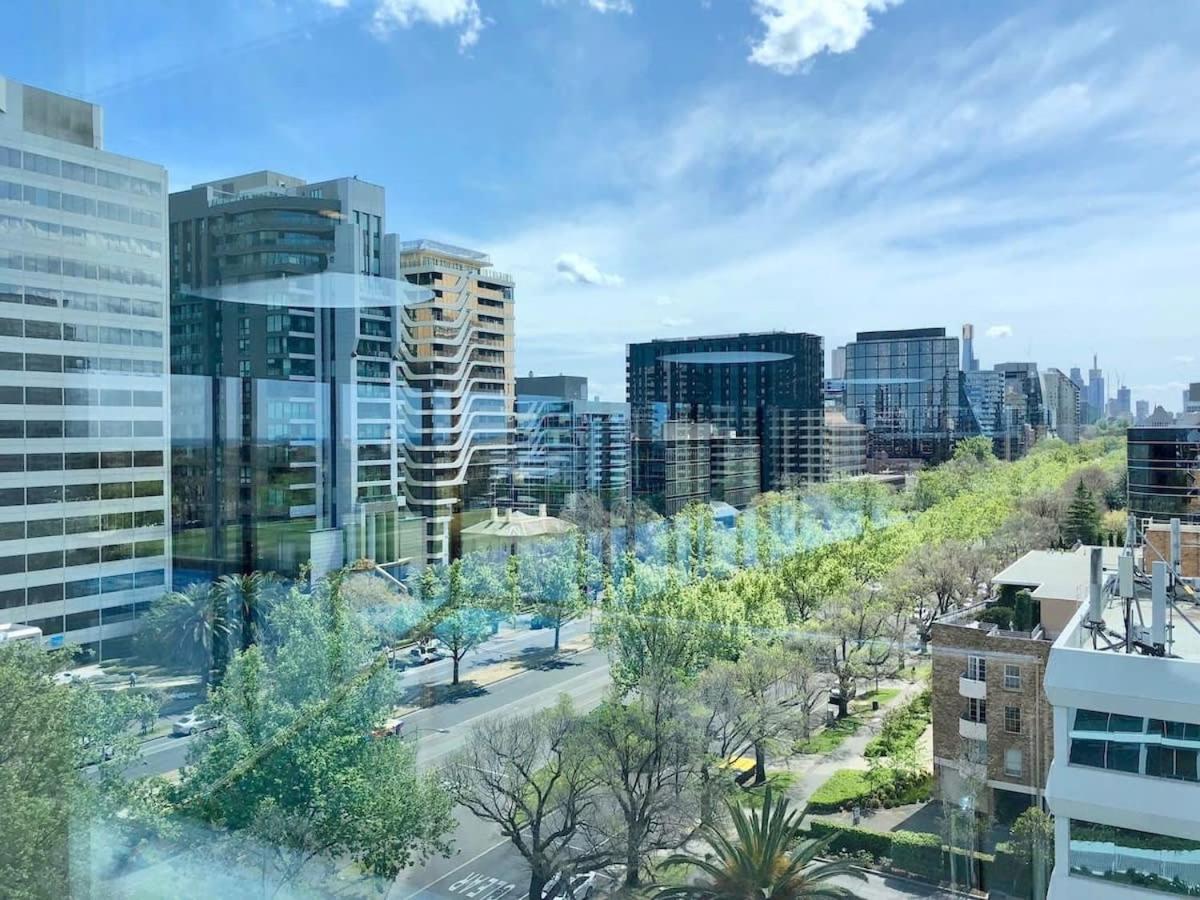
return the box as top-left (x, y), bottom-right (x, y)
top-left (625, 331), bottom-right (824, 493)
top-left (1127, 425), bottom-right (1200, 524)
top-left (843, 327), bottom-right (978, 463)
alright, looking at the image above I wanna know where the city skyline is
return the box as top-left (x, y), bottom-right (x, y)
top-left (2, 1), bottom-right (1198, 408)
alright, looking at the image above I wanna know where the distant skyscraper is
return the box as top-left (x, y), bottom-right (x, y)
top-left (1113, 385), bottom-right (1132, 420)
top-left (844, 327), bottom-right (977, 462)
top-left (1042, 368), bottom-right (1081, 444)
top-left (0, 77), bottom-right (171, 659)
top-left (1087, 354), bottom-right (1106, 422)
top-left (831, 345), bottom-right (846, 380)
top-left (1135, 399), bottom-right (1150, 424)
top-left (995, 361), bottom-right (1046, 458)
top-left (1184, 383), bottom-right (1200, 415)
top-left (961, 323), bottom-right (979, 372)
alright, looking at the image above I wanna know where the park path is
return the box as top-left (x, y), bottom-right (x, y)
top-left (786, 675), bottom-right (929, 806)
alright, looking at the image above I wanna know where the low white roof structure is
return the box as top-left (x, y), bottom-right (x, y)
top-left (460, 507), bottom-right (575, 540)
top-left (992, 546), bottom-right (1122, 603)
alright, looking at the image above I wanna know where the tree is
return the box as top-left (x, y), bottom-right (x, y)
top-left (812, 590), bottom-right (891, 718)
top-left (954, 435), bottom-right (996, 464)
top-left (0, 643), bottom-right (171, 897)
top-left (214, 571), bottom-right (274, 652)
top-left (1062, 480), bottom-right (1101, 545)
top-left (894, 540), bottom-right (983, 646)
top-left (137, 582), bottom-right (232, 683)
top-left (433, 606), bottom-right (493, 685)
top-left (525, 549), bottom-right (587, 653)
top-left (587, 676), bottom-right (703, 888)
top-left (447, 699), bottom-right (601, 900)
top-left (1010, 807), bottom-right (1054, 900)
top-left (177, 576), bottom-right (455, 892)
top-left (652, 788), bottom-right (865, 900)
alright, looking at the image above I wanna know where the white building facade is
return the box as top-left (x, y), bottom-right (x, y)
top-left (0, 77), bottom-right (171, 659)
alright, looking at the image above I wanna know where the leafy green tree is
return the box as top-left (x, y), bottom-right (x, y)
top-left (138, 582), bottom-right (232, 683)
top-left (0, 643), bottom-right (172, 898)
top-left (1062, 480), bottom-right (1101, 545)
top-left (214, 571), bottom-right (274, 652)
top-left (653, 788), bottom-right (865, 900)
top-left (525, 549), bottom-right (587, 652)
top-left (954, 435), bottom-right (997, 464)
top-left (177, 577), bottom-right (454, 891)
top-left (1010, 807), bottom-right (1054, 899)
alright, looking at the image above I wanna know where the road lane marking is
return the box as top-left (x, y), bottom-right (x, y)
top-left (396, 838), bottom-right (511, 900)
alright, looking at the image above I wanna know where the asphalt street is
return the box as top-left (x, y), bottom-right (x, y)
top-left (125, 616), bottom-right (599, 778)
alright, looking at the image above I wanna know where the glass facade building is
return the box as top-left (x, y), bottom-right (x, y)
top-left (626, 331), bottom-right (824, 492)
top-left (843, 327), bottom-right (977, 462)
top-left (1127, 425), bottom-right (1200, 525)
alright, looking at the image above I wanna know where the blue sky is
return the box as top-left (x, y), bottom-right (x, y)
top-left (5, 0), bottom-right (1200, 407)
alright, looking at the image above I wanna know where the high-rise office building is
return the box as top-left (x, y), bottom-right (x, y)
top-left (961, 323), bottom-right (978, 372)
top-left (626, 331), bottom-right (824, 491)
top-left (843, 327), bottom-right (977, 462)
top-left (1127, 424), bottom-right (1200, 525)
top-left (1108, 385), bottom-right (1132, 421)
top-left (1185, 383), bottom-right (1200, 416)
top-left (1135, 399), bottom-right (1150, 424)
top-left (821, 409), bottom-right (867, 480)
top-left (170, 176), bottom-right (513, 576)
top-left (964, 369), bottom-right (1005, 448)
top-left (1042, 367), bottom-right (1081, 444)
top-left (995, 361), bottom-right (1046, 457)
top-left (0, 77), bottom-right (171, 659)
top-left (170, 173), bottom-right (431, 582)
top-left (504, 374), bottom-right (630, 515)
top-left (831, 345), bottom-right (846, 380)
top-left (391, 240), bottom-right (514, 565)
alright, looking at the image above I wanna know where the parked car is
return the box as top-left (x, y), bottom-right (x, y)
top-left (407, 641), bottom-right (448, 665)
top-left (530, 613), bottom-right (553, 630)
top-left (173, 713), bottom-right (220, 736)
top-left (544, 872), bottom-right (596, 900)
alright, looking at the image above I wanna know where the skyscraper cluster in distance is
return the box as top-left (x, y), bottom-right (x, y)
top-left (0, 74), bottom-right (1197, 660)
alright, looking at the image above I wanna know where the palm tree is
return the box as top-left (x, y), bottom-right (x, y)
top-left (140, 583), bottom-right (232, 684)
top-left (214, 572), bottom-right (271, 652)
top-left (653, 789), bottom-right (866, 900)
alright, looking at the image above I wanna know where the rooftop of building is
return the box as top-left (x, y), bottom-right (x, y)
top-left (460, 506), bottom-right (575, 539)
top-left (993, 546), bottom-right (1122, 603)
top-left (638, 331), bottom-right (820, 345)
top-left (853, 327), bottom-right (947, 342)
top-left (397, 238), bottom-right (491, 265)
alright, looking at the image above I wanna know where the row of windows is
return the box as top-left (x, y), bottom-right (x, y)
top-left (0, 419), bottom-right (164, 439)
top-left (0, 145), bottom-right (162, 198)
top-left (0, 179), bottom-right (162, 229)
top-left (0, 214), bottom-right (162, 258)
top-left (0, 352), bottom-right (163, 375)
top-left (0, 540), bottom-right (166, 575)
top-left (964, 655), bottom-right (1023, 689)
top-left (0, 283), bottom-right (163, 317)
top-left (0, 386), bottom-right (162, 408)
top-left (0, 450), bottom-right (162, 472)
top-left (1069, 708), bottom-right (1200, 782)
top-left (0, 249), bottom-right (162, 288)
top-left (0, 480), bottom-right (164, 505)
top-left (0, 509), bottom-right (165, 542)
top-left (0, 317), bottom-right (162, 347)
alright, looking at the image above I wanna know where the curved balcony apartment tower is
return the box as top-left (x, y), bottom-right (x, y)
top-left (388, 239), bottom-right (514, 567)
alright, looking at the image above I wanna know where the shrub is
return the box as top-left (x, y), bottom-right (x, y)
top-left (978, 606), bottom-right (1014, 629)
top-left (864, 690), bottom-right (931, 758)
top-left (891, 830), bottom-right (943, 880)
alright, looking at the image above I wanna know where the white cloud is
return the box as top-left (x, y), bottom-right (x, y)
top-left (317, 0), bottom-right (352, 7)
top-left (654, 295), bottom-right (675, 306)
top-left (660, 316), bottom-right (693, 329)
top-left (748, 0), bottom-right (903, 74)
top-left (985, 325), bottom-right (1014, 339)
top-left (586, 0), bottom-right (633, 11)
top-left (555, 252), bottom-right (625, 287)
top-left (370, 0), bottom-right (485, 50)
top-left (1174, 354), bottom-right (1195, 365)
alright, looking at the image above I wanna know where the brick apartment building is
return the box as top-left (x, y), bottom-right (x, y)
top-left (931, 546), bottom-right (1119, 821)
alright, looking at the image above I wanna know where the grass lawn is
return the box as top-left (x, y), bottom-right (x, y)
top-left (794, 715), bottom-right (862, 755)
top-left (740, 771), bottom-right (799, 808)
top-left (851, 687), bottom-right (900, 712)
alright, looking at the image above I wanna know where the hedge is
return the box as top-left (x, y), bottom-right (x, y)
top-left (807, 820), bottom-right (893, 859)
top-left (807, 770), bottom-right (873, 814)
top-left (806, 821), bottom-right (995, 887)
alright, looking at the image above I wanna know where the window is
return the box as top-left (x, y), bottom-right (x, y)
top-left (966, 655), bottom-right (986, 681)
top-left (1004, 664), bottom-right (1021, 690)
top-left (966, 697), bottom-right (986, 723)
top-left (1004, 748), bottom-right (1022, 777)
top-left (1004, 706), bottom-right (1021, 734)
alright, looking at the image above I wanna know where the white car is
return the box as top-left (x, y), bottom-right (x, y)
top-left (173, 713), bottom-right (220, 736)
top-left (545, 873), bottom-right (596, 900)
top-left (408, 642), bottom-right (448, 665)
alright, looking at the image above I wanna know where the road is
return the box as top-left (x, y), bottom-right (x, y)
top-left (125, 619), bottom-right (605, 779)
top-left (393, 834), bottom-right (958, 900)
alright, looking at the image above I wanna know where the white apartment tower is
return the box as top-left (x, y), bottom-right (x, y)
top-left (0, 77), bottom-right (171, 659)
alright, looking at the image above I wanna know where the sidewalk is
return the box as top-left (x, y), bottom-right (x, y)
top-left (786, 676), bottom-right (928, 805)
